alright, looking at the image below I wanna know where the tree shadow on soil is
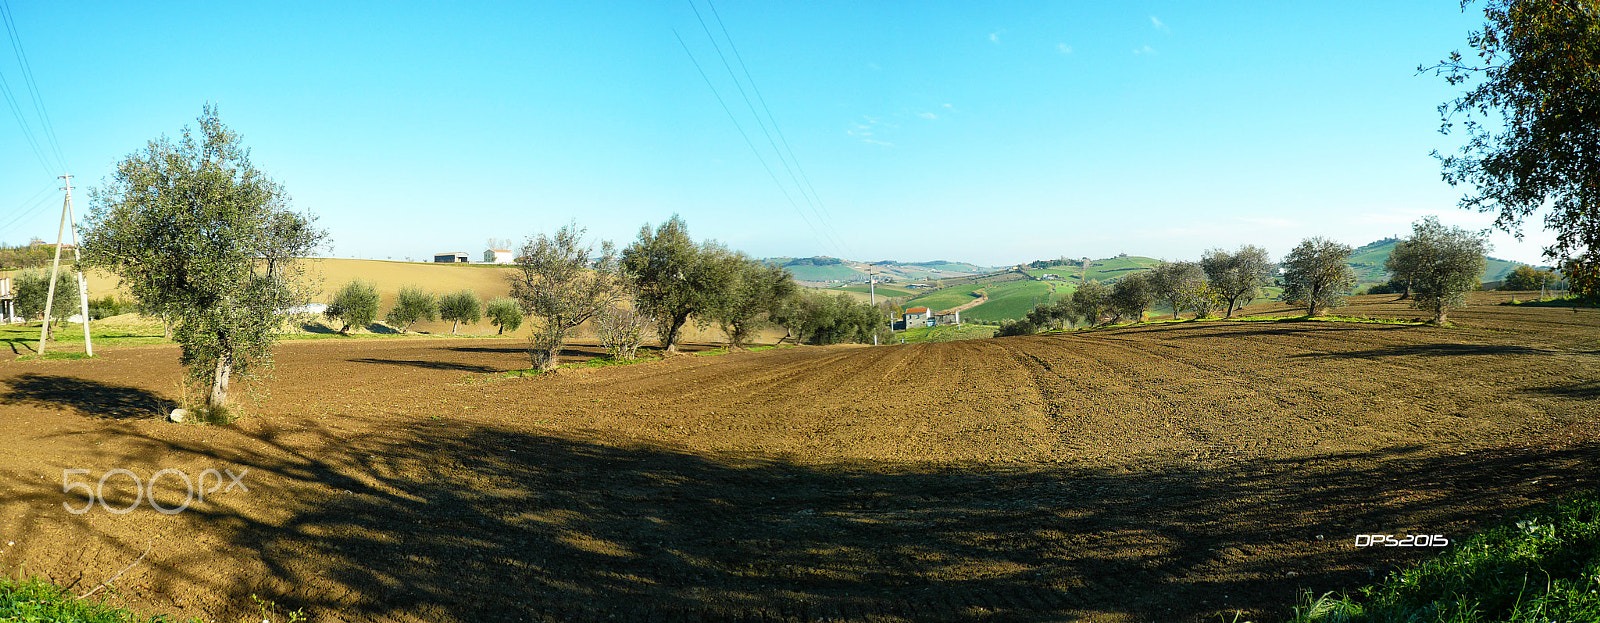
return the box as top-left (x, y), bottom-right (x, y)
top-left (1288, 343), bottom-right (1553, 359)
top-left (37, 421), bottom-right (1600, 623)
top-left (345, 358), bottom-right (503, 374)
top-left (0, 373), bottom-right (174, 420)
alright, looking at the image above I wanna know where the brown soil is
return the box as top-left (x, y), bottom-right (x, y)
top-left (1, 293), bottom-right (1596, 622)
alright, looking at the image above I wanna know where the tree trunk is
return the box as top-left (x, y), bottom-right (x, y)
top-left (498, 325), bottom-right (504, 335)
top-left (451, 320), bottom-right (459, 334)
top-left (208, 351), bottom-right (233, 407)
top-left (1434, 307), bottom-right (1447, 325)
top-left (663, 314), bottom-right (688, 353)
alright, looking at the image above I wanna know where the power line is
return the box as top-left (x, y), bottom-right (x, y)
top-left (704, 0), bottom-right (835, 225)
top-left (0, 0), bottom-right (65, 171)
top-left (672, 28), bottom-right (841, 258)
top-left (686, 0), bottom-right (849, 257)
top-left (0, 182), bottom-right (59, 241)
top-left (0, 65), bottom-right (52, 174)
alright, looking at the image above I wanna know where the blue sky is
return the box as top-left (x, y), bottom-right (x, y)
top-left (0, 1), bottom-right (1559, 266)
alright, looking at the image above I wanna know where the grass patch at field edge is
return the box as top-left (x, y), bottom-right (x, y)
top-left (0, 575), bottom-right (197, 622)
top-left (1290, 491), bottom-right (1600, 622)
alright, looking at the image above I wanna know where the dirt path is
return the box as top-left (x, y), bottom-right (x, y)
top-left (0, 294), bottom-right (1596, 622)
top-left (938, 289), bottom-right (989, 315)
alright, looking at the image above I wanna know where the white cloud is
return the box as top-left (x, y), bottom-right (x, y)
top-left (867, 62), bottom-right (881, 71)
top-left (918, 112), bottom-right (937, 120)
top-left (861, 139), bottom-right (894, 147)
top-left (989, 32), bottom-right (1000, 43)
top-left (1150, 16), bottom-right (1169, 32)
top-left (942, 103), bottom-right (952, 108)
top-left (1134, 45), bottom-right (1157, 55)
top-left (1057, 43), bottom-right (1073, 54)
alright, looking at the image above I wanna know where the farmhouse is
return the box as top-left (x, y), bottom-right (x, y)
top-left (0, 277), bottom-right (12, 323)
top-left (903, 306), bottom-right (933, 328)
top-left (433, 252), bottom-right (469, 263)
top-left (486, 249), bottom-right (514, 264)
top-left (935, 311), bottom-right (961, 326)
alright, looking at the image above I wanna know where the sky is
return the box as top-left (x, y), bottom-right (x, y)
top-left (0, 1), bottom-right (1564, 267)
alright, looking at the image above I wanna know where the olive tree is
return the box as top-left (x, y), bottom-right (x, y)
top-left (485, 297), bottom-right (524, 334)
top-left (712, 257), bottom-right (795, 349)
top-left (1108, 273), bottom-right (1155, 324)
top-left (1148, 261), bottom-right (1207, 320)
top-left (510, 223), bottom-right (622, 370)
top-left (1071, 280), bottom-right (1112, 327)
top-left (384, 288), bottom-right (435, 333)
top-left (79, 105), bottom-right (326, 409)
top-left (385, 287), bottom-right (436, 332)
top-left (13, 270), bottom-right (74, 325)
top-left (438, 289), bottom-right (482, 334)
top-left (1281, 237), bottom-right (1355, 316)
top-left (1201, 245), bottom-right (1273, 317)
top-left (1390, 216), bottom-right (1489, 324)
top-left (324, 279), bottom-right (379, 334)
top-left (1383, 241), bottom-right (1418, 300)
top-left (1426, 0), bottom-right (1600, 304)
top-left (596, 303), bottom-right (650, 359)
top-left (621, 215), bottom-right (737, 352)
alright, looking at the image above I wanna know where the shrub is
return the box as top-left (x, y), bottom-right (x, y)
top-left (324, 279), bottom-right (379, 334)
top-left (385, 286), bottom-right (436, 332)
top-left (485, 297), bottom-right (524, 334)
top-left (437, 289), bottom-right (482, 334)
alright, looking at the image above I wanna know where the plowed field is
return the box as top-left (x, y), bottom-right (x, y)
top-left (1, 294), bottom-right (1596, 622)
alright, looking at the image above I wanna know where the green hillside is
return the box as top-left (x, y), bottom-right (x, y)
top-left (903, 280), bottom-right (1068, 323)
top-left (835, 283), bottom-right (917, 298)
top-left (1346, 239), bottom-right (1528, 287)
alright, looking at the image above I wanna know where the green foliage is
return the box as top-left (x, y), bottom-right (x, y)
top-left (1147, 260), bottom-right (1207, 320)
top-left (484, 297), bottom-right (524, 335)
top-left (12, 269), bottom-right (75, 323)
top-left (437, 289), bottom-right (482, 334)
top-left (895, 323), bottom-right (998, 343)
top-left (1289, 492), bottom-right (1600, 623)
top-left (0, 575), bottom-right (189, 622)
top-left (324, 279), bottom-right (379, 334)
top-left (1427, 0), bottom-right (1600, 300)
top-left (87, 295), bottom-right (129, 320)
top-left (1389, 216), bottom-right (1489, 323)
top-left (995, 318), bottom-right (1036, 337)
top-left (772, 290), bottom-right (887, 345)
top-left (714, 257), bottom-right (796, 349)
top-left (1281, 237), bottom-right (1356, 316)
top-left (510, 223), bottom-right (621, 370)
top-left (1072, 280), bottom-right (1112, 326)
top-left (385, 286), bottom-right (436, 332)
top-left (1500, 264), bottom-right (1556, 291)
top-left (0, 241), bottom-right (61, 270)
top-left (79, 104), bottom-right (327, 408)
top-left (1202, 245), bottom-right (1274, 317)
top-left (621, 215), bottom-right (736, 352)
top-left (1108, 272), bottom-right (1154, 323)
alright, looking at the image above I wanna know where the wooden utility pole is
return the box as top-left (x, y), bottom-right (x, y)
top-left (37, 175), bottom-right (92, 357)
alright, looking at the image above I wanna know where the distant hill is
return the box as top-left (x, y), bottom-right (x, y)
top-left (764, 256), bottom-right (996, 285)
top-left (1345, 238), bottom-right (1528, 288)
top-left (899, 255), bottom-right (1163, 323)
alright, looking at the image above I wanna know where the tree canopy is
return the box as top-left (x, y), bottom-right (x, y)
top-left (1281, 237), bottom-right (1355, 316)
top-left (1427, 0), bottom-right (1600, 303)
top-left (1391, 217), bottom-right (1490, 324)
top-left (80, 105), bottom-right (325, 409)
top-left (1201, 245), bottom-right (1273, 317)
top-left (510, 224), bottom-right (622, 370)
top-left (620, 216), bottom-right (737, 352)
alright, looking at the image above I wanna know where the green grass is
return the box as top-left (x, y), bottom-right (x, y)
top-left (1289, 491), bottom-right (1600, 623)
top-left (0, 321), bottom-right (167, 355)
top-left (835, 283), bottom-right (917, 297)
top-left (894, 324), bottom-right (998, 343)
top-left (1502, 295), bottom-right (1590, 308)
top-left (0, 575), bottom-right (193, 622)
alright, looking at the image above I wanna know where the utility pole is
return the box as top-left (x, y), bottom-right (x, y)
top-left (869, 267), bottom-right (878, 346)
top-left (37, 175), bottom-right (92, 357)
